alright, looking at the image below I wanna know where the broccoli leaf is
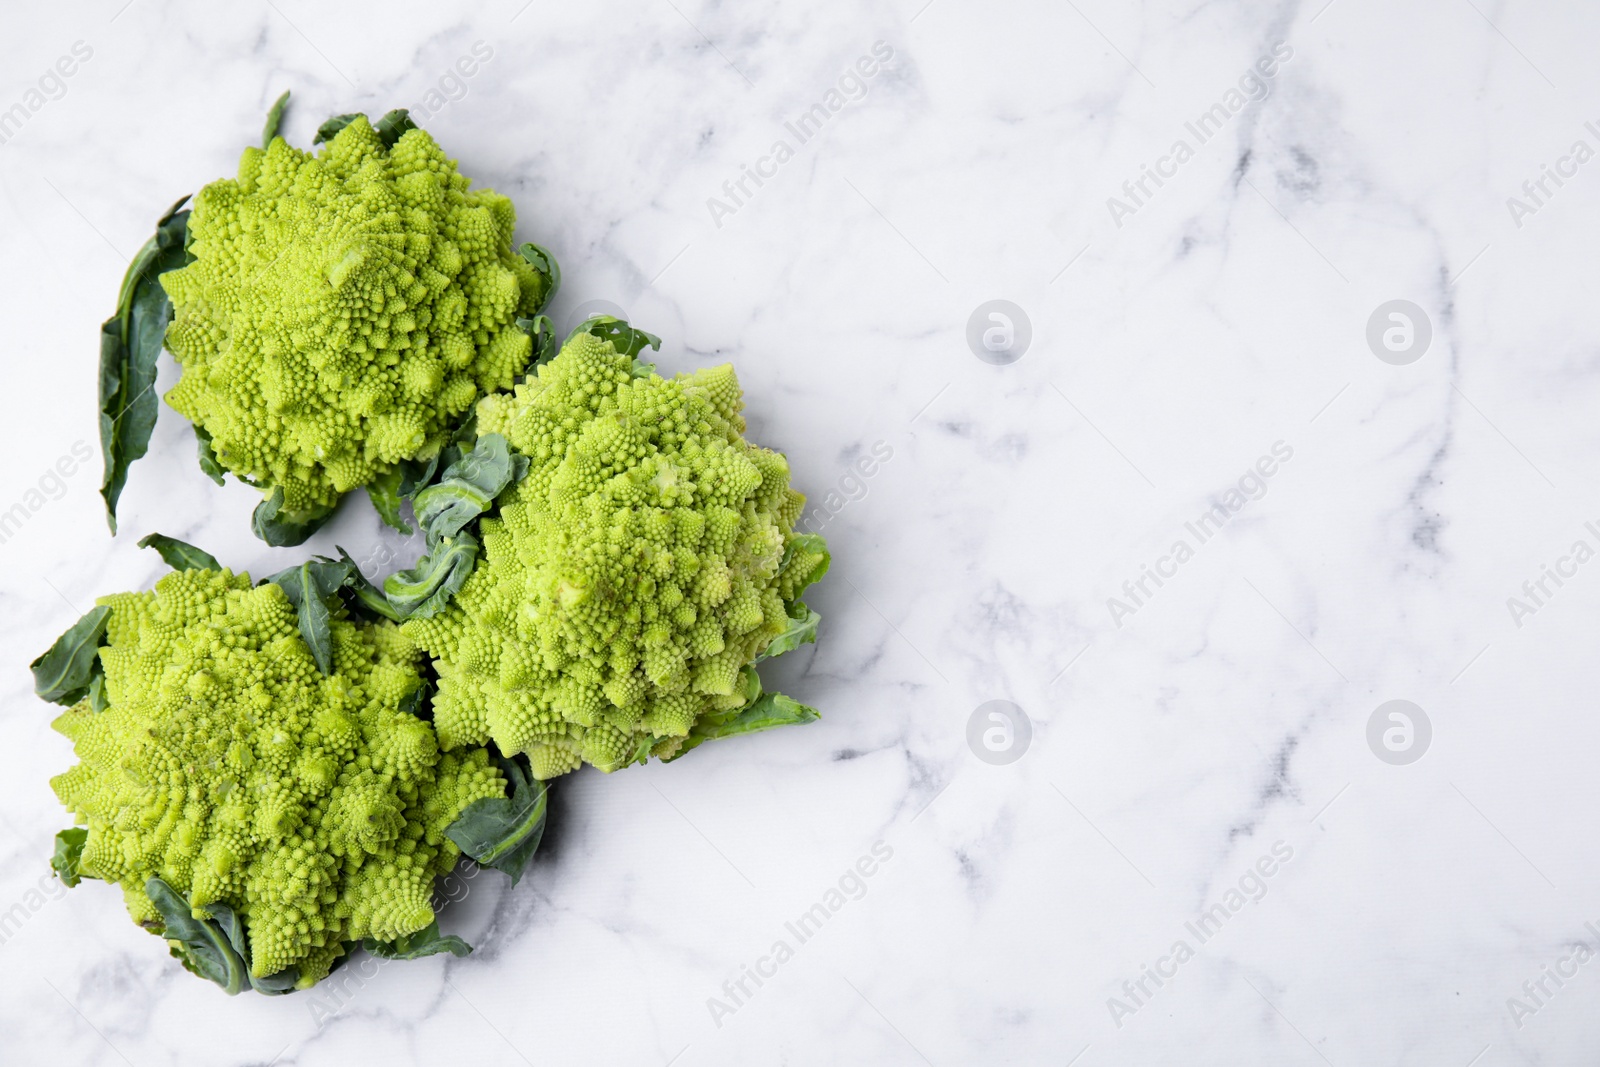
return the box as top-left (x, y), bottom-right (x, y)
top-left (146, 877), bottom-right (250, 995)
top-left (517, 241), bottom-right (560, 310)
top-left (397, 676), bottom-right (432, 718)
top-left (517, 314), bottom-right (558, 367)
top-left (137, 533), bottom-right (220, 572)
top-left (446, 754), bottom-right (548, 886)
top-left (383, 531), bottom-right (479, 619)
top-left (87, 672), bottom-right (109, 713)
top-left (313, 112), bottom-right (361, 144)
top-left (52, 828), bottom-right (87, 888)
top-left (757, 603), bottom-right (821, 661)
top-left (193, 424), bottom-right (227, 486)
top-left (31, 605), bottom-right (111, 705)
top-left (333, 546), bottom-right (403, 623)
top-left (262, 89), bottom-right (290, 147)
top-left (99, 195), bottom-right (192, 533)
top-left (146, 877), bottom-right (299, 996)
top-left (363, 919), bottom-right (471, 960)
top-left (364, 466), bottom-right (412, 535)
top-left (517, 242), bottom-right (560, 301)
top-left (709, 691), bottom-right (820, 737)
top-left (667, 684), bottom-right (820, 764)
top-left (262, 558), bottom-right (355, 675)
top-left (413, 434), bottom-right (524, 540)
top-left (782, 533), bottom-right (831, 594)
top-left (210, 903), bottom-right (299, 995)
top-left (571, 315), bottom-right (661, 360)
top-left (251, 486), bottom-right (336, 547)
top-left (396, 453), bottom-right (441, 499)
top-left (373, 108), bottom-right (419, 147)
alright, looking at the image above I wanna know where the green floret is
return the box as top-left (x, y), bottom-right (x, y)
top-left (50, 568), bottom-right (505, 987)
top-left (403, 331), bottom-right (827, 779)
top-left (159, 115), bottom-right (554, 523)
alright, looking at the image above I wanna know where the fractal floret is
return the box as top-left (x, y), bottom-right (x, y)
top-left (50, 568), bottom-right (505, 986)
top-left (159, 114), bottom-right (554, 522)
top-left (403, 330), bottom-right (829, 779)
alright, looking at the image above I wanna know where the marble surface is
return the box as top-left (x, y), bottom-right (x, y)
top-left (2, 0), bottom-right (1599, 1063)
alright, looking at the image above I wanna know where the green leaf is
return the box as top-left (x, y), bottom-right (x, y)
top-left (31, 605), bottom-right (111, 705)
top-left (413, 434), bottom-right (524, 540)
top-left (87, 672), bottom-right (109, 713)
top-left (782, 533), bottom-right (831, 594)
top-left (146, 877), bottom-right (298, 995)
top-left (100, 196), bottom-right (192, 533)
top-left (667, 683), bottom-right (820, 763)
top-left (516, 314), bottom-right (557, 367)
top-left (363, 919), bottom-right (471, 960)
top-left (571, 315), bottom-right (661, 360)
top-left (332, 546), bottom-right (402, 623)
top-left (261, 558), bottom-right (355, 675)
top-left (136, 533), bottom-right (220, 572)
top-left (374, 108), bottom-right (418, 147)
top-left (193, 424), bottom-right (226, 486)
top-left (365, 466), bottom-right (412, 535)
top-left (383, 531), bottom-right (479, 619)
top-left (758, 604), bottom-right (821, 661)
top-left (262, 90), bottom-right (290, 147)
top-left (146, 877), bottom-right (249, 995)
top-left (52, 828), bottom-right (87, 888)
top-left (251, 486), bottom-right (336, 547)
top-left (709, 691), bottom-right (820, 738)
top-left (397, 676), bottom-right (432, 717)
top-left (313, 112), bottom-right (361, 145)
top-left (396, 453), bottom-right (441, 499)
top-left (446, 755), bottom-right (548, 886)
top-left (517, 242), bottom-right (560, 301)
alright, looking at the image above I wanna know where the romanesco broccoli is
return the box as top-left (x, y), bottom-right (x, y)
top-left (402, 331), bottom-right (828, 778)
top-left (159, 114), bottom-right (553, 522)
top-left (50, 568), bottom-right (505, 986)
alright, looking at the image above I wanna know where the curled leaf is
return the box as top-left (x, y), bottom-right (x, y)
top-left (145, 877), bottom-right (250, 995)
top-left (252, 486), bottom-right (336, 547)
top-left (782, 533), bottom-right (831, 595)
top-left (758, 604), bottom-right (821, 661)
top-left (517, 242), bottom-right (560, 303)
top-left (137, 533), bottom-right (220, 572)
top-left (146, 877), bottom-right (299, 996)
top-left (333, 546), bottom-right (403, 623)
top-left (383, 532), bottom-right (479, 619)
top-left (445, 755), bottom-right (548, 886)
top-left (516, 241), bottom-right (560, 310)
top-left (31, 605), bottom-right (111, 705)
top-left (413, 434), bottom-right (524, 540)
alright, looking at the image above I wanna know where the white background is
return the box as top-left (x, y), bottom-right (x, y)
top-left (1, 0), bottom-right (1598, 1064)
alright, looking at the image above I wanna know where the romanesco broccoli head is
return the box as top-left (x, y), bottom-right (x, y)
top-left (402, 332), bottom-right (828, 778)
top-left (50, 568), bottom-right (505, 986)
top-left (160, 115), bottom-right (553, 520)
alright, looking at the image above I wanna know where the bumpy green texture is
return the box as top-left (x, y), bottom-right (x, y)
top-left (50, 569), bottom-right (504, 987)
top-left (160, 115), bottom-right (551, 519)
top-left (403, 333), bottom-right (827, 779)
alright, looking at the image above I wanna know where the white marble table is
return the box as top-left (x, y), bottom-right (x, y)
top-left (2, 0), bottom-right (1597, 1063)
